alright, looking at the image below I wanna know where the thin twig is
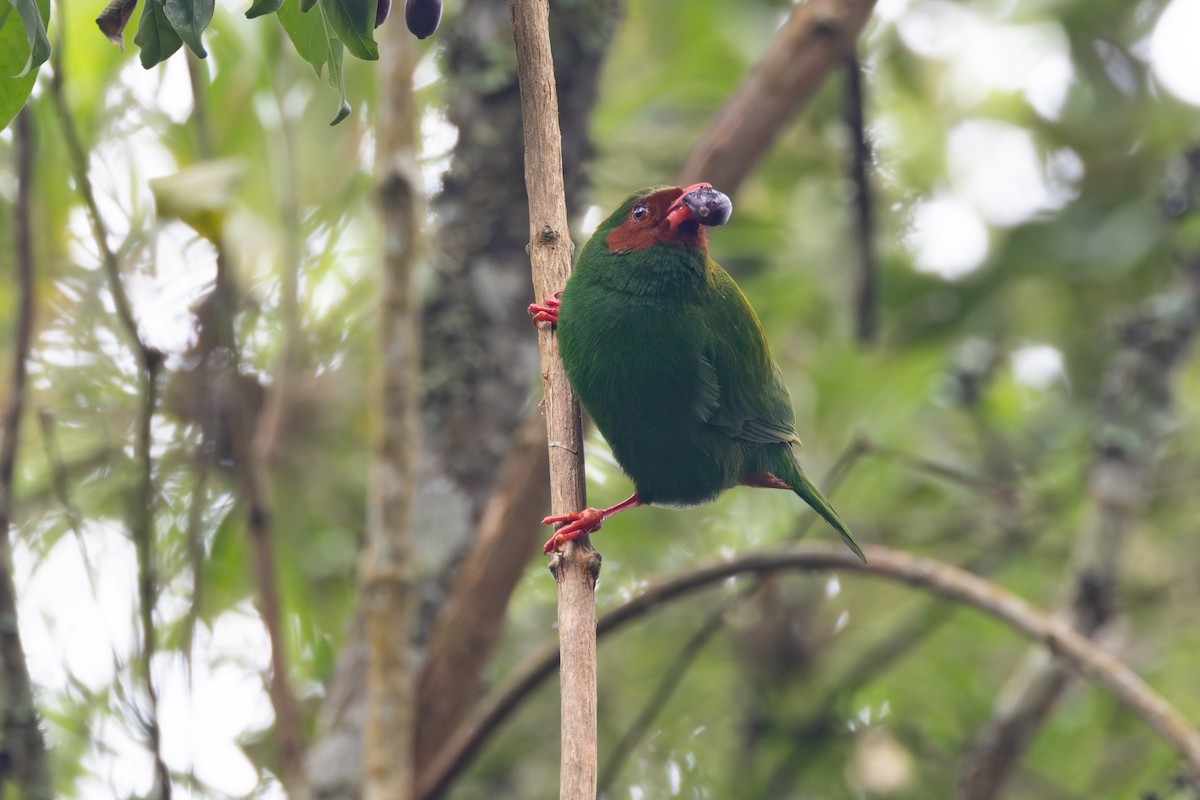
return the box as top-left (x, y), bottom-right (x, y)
top-left (132, 354), bottom-right (170, 799)
top-left (180, 430), bottom-right (211, 665)
top-left (0, 106), bottom-right (54, 800)
top-left (49, 0), bottom-right (152, 369)
top-left (243, 464), bottom-right (306, 786)
top-left (508, 2), bottom-right (597, 800)
top-left (418, 543), bottom-right (1200, 796)
top-left (50, 20), bottom-right (172, 793)
top-left (50, 32), bottom-right (148, 369)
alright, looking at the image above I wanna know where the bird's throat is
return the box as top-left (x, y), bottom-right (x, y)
top-left (606, 218), bottom-right (708, 254)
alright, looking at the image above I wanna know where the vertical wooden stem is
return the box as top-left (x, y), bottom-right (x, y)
top-left (363, 21), bottom-right (422, 800)
top-left (509, 1), bottom-right (600, 798)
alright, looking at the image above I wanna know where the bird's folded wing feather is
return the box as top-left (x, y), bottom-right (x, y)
top-left (694, 267), bottom-right (802, 447)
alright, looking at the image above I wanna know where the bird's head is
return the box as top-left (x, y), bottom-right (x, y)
top-left (573, 184), bottom-right (733, 297)
top-left (598, 183), bottom-right (733, 255)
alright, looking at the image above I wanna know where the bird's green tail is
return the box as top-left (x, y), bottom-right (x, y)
top-left (782, 458), bottom-right (866, 563)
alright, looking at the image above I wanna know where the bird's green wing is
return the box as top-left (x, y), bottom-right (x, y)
top-left (696, 264), bottom-right (802, 447)
top-left (737, 363), bottom-right (803, 444)
top-left (697, 261), bottom-right (865, 562)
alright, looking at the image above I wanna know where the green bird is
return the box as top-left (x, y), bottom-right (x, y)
top-left (529, 183), bottom-right (864, 561)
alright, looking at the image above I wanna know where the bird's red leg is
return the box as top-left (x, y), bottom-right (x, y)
top-left (527, 291), bottom-right (561, 326)
top-left (542, 492), bottom-right (642, 554)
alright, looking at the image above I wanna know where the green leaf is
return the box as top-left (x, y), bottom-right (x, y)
top-left (245, 0), bottom-right (282, 21)
top-left (163, 0), bottom-right (213, 57)
top-left (320, 0), bottom-right (375, 61)
top-left (277, 0), bottom-right (351, 124)
top-left (328, 75), bottom-right (350, 124)
top-left (133, 0), bottom-right (182, 67)
top-left (0, 0), bottom-right (48, 131)
top-left (7, 0), bottom-right (49, 77)
top-left (276, 0), bottom-right (336, 81)
top-left (299, 0), bottom-right (316, 13)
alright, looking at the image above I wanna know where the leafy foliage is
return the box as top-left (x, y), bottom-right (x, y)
top-left (7, 0), bottom-right (49, 77)
top-left (133, 0), bottom-right (183, 68)
top-left (320, 0), bottom-right (377, 61)
top-left (276, 0), bottom-right (351, 124)
top-left (0, 0), bottom-right (400, 131)
top-left (0, 0), bottom-right (49, 128)
top-left (162, 0), bottom-right (214, 58)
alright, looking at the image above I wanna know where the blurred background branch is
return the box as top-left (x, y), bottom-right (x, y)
top-left (844, 55), bottom-right (879, 345)
top-left (0, 106), bottom-right (52, 800)
top-left (360, 16), bottom-right (423, 800)
top-left (678, 0), bottom-right (877, 192)
top-left (419, 541), bottom-right (1200, 795)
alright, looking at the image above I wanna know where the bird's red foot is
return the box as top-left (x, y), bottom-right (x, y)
top-left (528, 292), bottom-right (561, 326)
top-left (541, 507), bottom-right (605, 554)
top-left (540, 493), bottom-right (642, 554)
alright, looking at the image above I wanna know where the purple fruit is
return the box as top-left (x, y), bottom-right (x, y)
top-left (405, 0), bottom-right (440, 38)
top-left (375, 0), bottom-right (390, 28)
top-left (681, 185), bottom-right (732, 227)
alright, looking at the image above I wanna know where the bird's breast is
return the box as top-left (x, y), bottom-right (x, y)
top-left (558, 286), bottom-right (736, 505)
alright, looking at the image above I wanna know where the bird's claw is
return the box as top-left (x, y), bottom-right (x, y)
top-left (541, 507), bottom-right (604, 554)
top-left (528, 292), bottom-right (561, 326)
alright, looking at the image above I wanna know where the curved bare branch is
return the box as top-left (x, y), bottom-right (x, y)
top-left (418, 544), bottom-right (1200, 797)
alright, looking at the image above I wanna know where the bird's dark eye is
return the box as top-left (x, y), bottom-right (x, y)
top-left (631, 204), bottom-right (649, 222)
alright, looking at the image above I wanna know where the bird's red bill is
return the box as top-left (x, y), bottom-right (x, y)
top-left (666, 182), bottom-right (714, 230)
